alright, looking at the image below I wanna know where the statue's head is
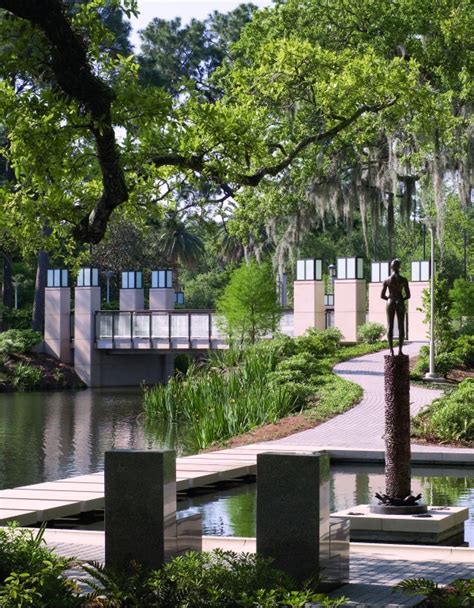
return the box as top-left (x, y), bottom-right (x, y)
top-left (391, 258), bottom-right (401, 273)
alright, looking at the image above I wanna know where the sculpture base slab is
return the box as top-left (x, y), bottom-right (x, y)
top-left (370, 504), bottom-right (428, 515)
top-left (331, 504), bottom-right (468, 546)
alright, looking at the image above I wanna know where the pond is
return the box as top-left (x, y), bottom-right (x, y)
top-left (177, 466), bottom-right (474, 546)
top-left (0, 388), bottom-right (473, 546)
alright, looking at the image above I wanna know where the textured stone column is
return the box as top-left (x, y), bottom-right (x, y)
top-left (256, 452), bottom-right (329, 584)
top-left (105, 449), bottom-right (177, 570)
top-left (384, 355), bottom-right (411, 499)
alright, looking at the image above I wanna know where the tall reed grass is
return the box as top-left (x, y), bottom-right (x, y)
top-left (143, 347), bottom-right (297, 449)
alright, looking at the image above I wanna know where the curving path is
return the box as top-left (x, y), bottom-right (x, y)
top-left (270, 342), bottom-right (447, 450)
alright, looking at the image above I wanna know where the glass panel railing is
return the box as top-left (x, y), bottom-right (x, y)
top-left (190, 314), bottom-right (209, 338)
top-left (151, 313), bottom-right (169, 338)
top-left (171, 314), bottom-right (188, 338)
top-left (133, 314), bottom-right (150, 338)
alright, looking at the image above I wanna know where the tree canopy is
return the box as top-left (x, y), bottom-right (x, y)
top-left (0, 0), bottom-right (471, 272)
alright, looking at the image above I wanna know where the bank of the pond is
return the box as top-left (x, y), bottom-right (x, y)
top-left (0, 329), bottom-right (83, 392)
top-left (144, 330), bottom-right (390, 451)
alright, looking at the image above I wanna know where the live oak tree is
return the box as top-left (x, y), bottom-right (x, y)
top-left (0, 0), bottom-right (470, 265)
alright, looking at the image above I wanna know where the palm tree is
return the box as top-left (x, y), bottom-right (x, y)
top-left (157, 213), bottom-right (204, 268)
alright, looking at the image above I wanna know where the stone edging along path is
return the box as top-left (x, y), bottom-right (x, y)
top-left (268, 341), bottom-right (466, 452)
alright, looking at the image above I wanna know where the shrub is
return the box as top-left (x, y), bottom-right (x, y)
top-left (0, 524), bottom-right (81, 607)
top-left (0, 329), bottom-right (42, 354)
top-left (411, 345), bottom-right (462, 379)
top-left (1, 306), bottom-right (34, 330)
top-left (83, 550), bottom-right (346, 607)
top-left (295, 327), bottom-right (342, 357)
top-left (452, 335), bottom-right (474, 367)
top-left (396, 576), bottom-right (474, 607)
top-left (11, 363), bottom-right (42, 391)
top-left (357, 322), bottom-right (385, 344)
top-left (413, 380), bottom-right (474, 445)
top-left (429, 379), bottom-right (474, 444)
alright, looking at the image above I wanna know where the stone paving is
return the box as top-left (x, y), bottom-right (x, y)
top-left (270, 342), bottom-right (446, 450)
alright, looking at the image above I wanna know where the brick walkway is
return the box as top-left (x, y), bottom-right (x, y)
top-left (271, 342), bottom-right (445, 450)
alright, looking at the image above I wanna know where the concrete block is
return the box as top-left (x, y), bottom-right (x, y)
top-left (256, 451), bottom-right (330, 584)
top-left (149, 289), bottom-right (175, 310)
top-left (119, 289), bottom-right (144, 311)
top-left (293, 281), bottom-right (325, 336)
top-left (105, 449), bottom-right (177, 570)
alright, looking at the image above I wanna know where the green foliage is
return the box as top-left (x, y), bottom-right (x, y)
top-left (412, 379), bottom-right (474, 445)
top-left (144, 346), bottom-right (296, 450)
top-left (144, 327), bottom-right (378, 447)
top-left (217, 262), bottom-right (282, 344)
top-left (0, 524), bottom-right (81, 608)
top-left (183, 268), bottom-right (232, 309)
top-left (449, 278), bottom-right (474, 324)
top-left (82, 549), bottom-right (346, 607)
top-left (395, 577), bottom-right (474, 607)
top-left (0, 306), bottom-right (33, 330)
top-left (11, 363), bottom-right (43, 391)
top-left (357, 322), bottom-right (386, 344)
top-left (452, 335), bottom-right (474, 367)
top-left (0, 329), bottom-right (42, 354)
top-left (422, 278), bottom-right (455, 353)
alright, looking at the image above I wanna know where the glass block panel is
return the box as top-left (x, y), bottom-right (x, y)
top-left (211, 314), bottom-right (222, 338)
top-left (116, 312), bottom-right (132, 337)
top-left (357, 257), bottom-right (364, 279)
top-left (151, 271), bottom-right (158, 289)
top-left (315, 259), bottom-right (323, 281)
top-left (84, 268), bottom-right (91, 286)
top-left (77, 269), bottom-right (84, 287)
top-left (371, 263), bottom-right (380, 283)
top-left (122, 272), bottom-right (128, 289)
top-left (53, 269), bottom-right (59, 286)
top-left (98, 313), bottom-right (113, 338)
top-left (305, 259), bottom-right (314, 280)
top-left (62, 269), bottom-right (68, 287)
top-left (166, 270), bottom-right (173, 288)
top-left (47, 269), bottom-right (54, 287)
top-left (411, 262), bottom-right (420, 282)
top-left (171, 314), bottom-right (188, 338)
top-left (337, 258), bottom-right (346, 279)
top-left (136, 272), bottom-right (143, 289)
top-left (151, 314), bottom-right (169, 338)
top-left (420, 261), bottom-right (430, 281)
top-left (158, 270), bottom-right (165, 288)
top-left (133, 314), bottom-right (149, 337)
top-left (347, 257), bottom-right (356, 279)
top-left (92, 268), bottom-right (99, 286)
top-left (191, 314), bottom-right (209, 338)
top-left (296, 260), bottom-right (305, 280)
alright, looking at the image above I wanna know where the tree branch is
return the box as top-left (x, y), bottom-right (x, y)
top-left (0, 0), bottom-right (128, 243)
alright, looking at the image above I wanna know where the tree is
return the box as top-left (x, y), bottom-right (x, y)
top-left (157, 213), bottom-right (204, 269)
top-left (450, 279), bottom-right (474, 326)
top-left (217, 261), bottom-right (281, 343)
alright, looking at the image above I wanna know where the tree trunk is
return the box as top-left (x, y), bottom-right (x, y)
top-left (2, 253), bottom-right (14, 309)
top-left (32, 249), bottom-right (49, 332)
top-left (384, 354), bottom-right (411, 499)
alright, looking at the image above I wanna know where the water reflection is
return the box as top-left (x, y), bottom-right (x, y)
top-left (0, 389), bottom-right (186, 490)
top-left (178, 465), bottom-right (474, 546)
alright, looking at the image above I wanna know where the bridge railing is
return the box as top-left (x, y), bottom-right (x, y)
top-left (95, 310), bottom-right (224, 350)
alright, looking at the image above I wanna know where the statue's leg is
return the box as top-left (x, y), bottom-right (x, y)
top-left (397, 303), bottom-right (405, 355)
top-left (386, 300), bottom-right (395, 356)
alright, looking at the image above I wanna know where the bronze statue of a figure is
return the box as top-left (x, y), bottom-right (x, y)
top-left (381, 259), bottom-right (410, 356)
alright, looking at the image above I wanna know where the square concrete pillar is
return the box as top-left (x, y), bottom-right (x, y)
top-left (293, 281), bottom-right (325, 336)
top-left (408, 282), bottom-right (429, 341)
top-left (149, 288), bottom-right (175, 310)
top-left (105, 449), bottom-right (177, 570)
top-left (256, 452), bottom-right (330, 584)
top-left (334, 279), bottom-right (366, 342)
top-left (44, 287), bottom-right (71, 363)
top-left (119, 289), bottom-right (144, 311)
top-left (74, 286), bottom-right (101, 387)
top-left (367, 282), bottom-right (386, 328)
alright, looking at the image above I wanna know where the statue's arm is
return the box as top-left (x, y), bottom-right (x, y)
top-left (403, 279), bottom-right (411, 300)
top-left (381, 281), bottom-right (389, 300)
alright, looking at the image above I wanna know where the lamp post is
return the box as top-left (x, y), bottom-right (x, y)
top-left (420, 217), bottom-right (444, 382)
top-left (104, 270), bottom-right (114, 305)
